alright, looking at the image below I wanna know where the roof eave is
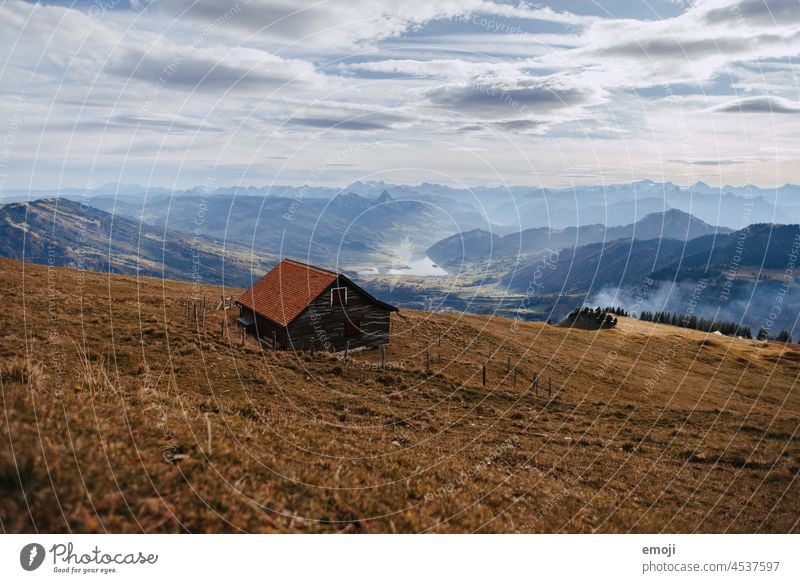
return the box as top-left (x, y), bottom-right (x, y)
top-left (235, 299), bottom-right (290, 328)
top-left (337, 274), bottom-right (399, 312)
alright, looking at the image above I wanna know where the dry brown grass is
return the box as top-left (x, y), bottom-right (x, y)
top-left (0, 257), bottom-right (798, 533)
top-left (1, 357), bottom-right (45, 387)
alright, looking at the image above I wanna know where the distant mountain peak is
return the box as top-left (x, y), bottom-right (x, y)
top-left (333, 191), bottom-right (368, 201)
top-left (348, 180), bottom-right (388, 188)
top-left (375, 190), bottom-right (393, 204)
top-left (634, 208), bottom-right (727, 237)
top-left (638, 208), bottom-right (707, 222)
top-left (345, 180), bottom-right (396, 195)
top-left (328, 191), bottom-right (385, 216)
top-left (637, 208), bottom-right (711, 227)
top-left (658, 208), bottom-right (692, 219)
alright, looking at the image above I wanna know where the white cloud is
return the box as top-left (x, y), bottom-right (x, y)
top-left (105, 44), bottom-right (325, 92)
top-left (553, 0), bottom-right (800, 88)
top-left (148, 0), bottom-right (596, 50)
top-left (710, 95), bottom-right (800, 113)
top-left (1, 0), bottom-right (800, 189)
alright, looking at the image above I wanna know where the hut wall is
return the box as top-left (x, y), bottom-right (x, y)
top-left (239, 306), bottom-right (287, 348)
top-left (286, 280), bottom-right (391, 351)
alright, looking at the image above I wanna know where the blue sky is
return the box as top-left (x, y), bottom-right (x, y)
top-left (1, 0), bottom-right (799, 191)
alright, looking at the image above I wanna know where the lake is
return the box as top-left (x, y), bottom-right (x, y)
top-left (359, 256), bottom-right (448, 276)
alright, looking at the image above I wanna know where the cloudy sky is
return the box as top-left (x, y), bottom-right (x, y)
top-left (1, 0), bottom-right (799, 191)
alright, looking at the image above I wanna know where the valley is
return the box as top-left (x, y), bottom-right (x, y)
top-left (3, 187), bottom-right (799, 334)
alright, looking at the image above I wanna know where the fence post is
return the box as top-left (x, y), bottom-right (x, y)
top-left (345, 340), bottom-right (350, 361)
top-left (272, 331), bottom-right (277, 350)
top-left (380, 345), bottom-right (386, 370)
top-left (482, 363), bottom-right (486, 387)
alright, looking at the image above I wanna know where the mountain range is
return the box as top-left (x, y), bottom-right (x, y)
top-left (82, 190), bottom-right (491, 264)
top-left (500, 223), bottom-right (800, 333)
top-left (2, 194), bottom-right (798, 335)
top-left (502, 223), bottom-right (800, 294)
top-left (427, 209), bottom-right (729, 267)
top-left (8, 179), bottom-right (800, 232)
top-left (0, 198), bottom-right (275, 286)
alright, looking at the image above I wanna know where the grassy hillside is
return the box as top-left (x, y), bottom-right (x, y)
top-left (1, 258), bottom-right (798, 533)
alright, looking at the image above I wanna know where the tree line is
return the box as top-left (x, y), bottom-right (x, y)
top-left (634, 309), bottom-right (794, 343)
top-left (638, 310), bottom-right (752, 338)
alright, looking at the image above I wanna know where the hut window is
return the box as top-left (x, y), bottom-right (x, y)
top-left (345, 319), bottom-right (361, 337)
top-left (331, 287), bottom-right (348, 305)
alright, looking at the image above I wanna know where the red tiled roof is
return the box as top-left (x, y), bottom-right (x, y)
top-left (237, 259), bottom-right (337, 326)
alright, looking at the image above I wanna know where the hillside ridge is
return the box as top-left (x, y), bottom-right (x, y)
top-left (0, 198), bottom-right (275, 286)
top-left (2, 257), bottom-right (798, 533)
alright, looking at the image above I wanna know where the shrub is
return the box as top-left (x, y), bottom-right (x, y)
top-left (1, 358), bottom-right (45, 387)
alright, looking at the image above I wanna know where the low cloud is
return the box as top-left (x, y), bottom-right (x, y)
top-left (669, 158), bottom-right (754, 166)
top-left (107, 46), bottom-right (321, 93)
top-left (602, 35), bottom-right (752, 60)
top-left (149, 0), bottom-right (595, 49)
top-left (493, 119), bottom-right (546, 132)
top-left (288, 111), bottom-right (408, 132)
top-left (586, 278), bottom-right (800, 336)
top-left (290, 117), bottom-right (398, 131)
top-left (711, 96), bottom-right (800, 114)
top-left (427, 79), bottom-right (599, 118)
top-left (704, 0), bottom-right (800, 26)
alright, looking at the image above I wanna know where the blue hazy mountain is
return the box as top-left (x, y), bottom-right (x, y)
top-left (428, 209), bottom-right (730, 267)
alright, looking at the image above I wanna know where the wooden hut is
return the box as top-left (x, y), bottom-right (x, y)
top-left (235, 259), bottom-right (398, 352)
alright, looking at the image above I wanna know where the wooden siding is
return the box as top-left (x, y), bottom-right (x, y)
top-left (239, 306), bottom-right (288, 349)
top-left (286, 278), bottom-right (391, 352)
